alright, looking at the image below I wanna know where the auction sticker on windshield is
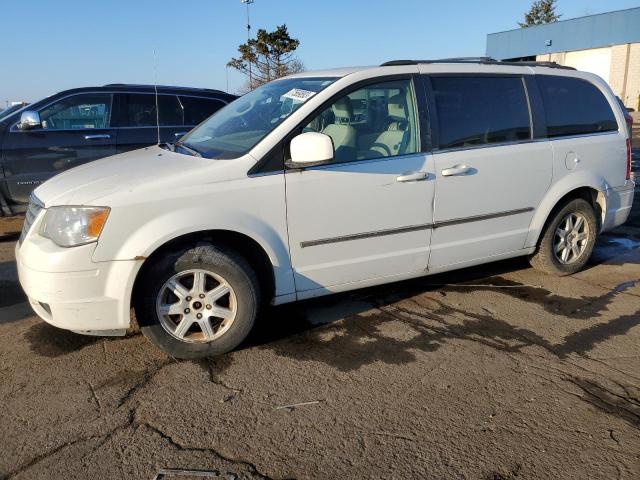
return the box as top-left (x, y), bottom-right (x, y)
top-left (282, 88), bottom-right (316, 102)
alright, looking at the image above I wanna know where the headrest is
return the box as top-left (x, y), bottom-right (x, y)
top-left (332, 97), bottom-right (353, 123)
top-left (388, 94), bottom-right (407, 120)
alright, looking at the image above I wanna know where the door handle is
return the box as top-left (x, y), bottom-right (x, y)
top-left (84, 134), bottom-right (111, 140)
top-left (396, 171), bottom-right (428, 182)
top-left (441, 165), bottom-right (472, 177)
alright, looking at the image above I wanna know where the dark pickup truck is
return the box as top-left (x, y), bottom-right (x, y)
top-left (0, 84), bottom-right (236, 215)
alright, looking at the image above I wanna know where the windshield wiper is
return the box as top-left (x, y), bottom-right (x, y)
top-left (159, 142), bottom-right (175, 152)
top-left (175, 142), bottom-right (202, 158)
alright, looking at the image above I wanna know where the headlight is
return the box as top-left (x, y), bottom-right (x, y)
top-left (40, 206), bottom-right (110, 247)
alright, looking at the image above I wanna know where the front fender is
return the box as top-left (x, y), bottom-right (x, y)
top-left (91, 173), bottom-right (294, 296)
top-left (525, 171), bottom-right (608, 248)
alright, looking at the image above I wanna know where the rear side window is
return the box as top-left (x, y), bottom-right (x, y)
top-left (431, 76), bottom-right (531, 150)
top-left (179, 96), bottom-right (226, 125)
top-left (537, 76), bottom-right (618, 138)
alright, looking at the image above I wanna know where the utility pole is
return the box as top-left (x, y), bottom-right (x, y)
top-left (241, 0), bottom-right (254, 89)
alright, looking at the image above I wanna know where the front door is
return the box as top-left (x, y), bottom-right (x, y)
top-left (285, 78), bottom-right (435, 294)
top-left (425, 75), bottom-right (553, 269)
top-left (1, 92), bottom-right (116, 204)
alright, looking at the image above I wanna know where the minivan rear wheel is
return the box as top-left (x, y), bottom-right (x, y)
top-left (135, 244), bottom-right (260, 359)
top-left (529, 198), bottom-right (598, 276)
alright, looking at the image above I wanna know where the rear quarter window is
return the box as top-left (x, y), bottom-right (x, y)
top-left (536, 75), bottom-right (618, 138)
top-left (179, 96), bottom-right (227, 126)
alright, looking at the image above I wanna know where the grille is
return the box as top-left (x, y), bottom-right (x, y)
top-left (18, 195), bottom-right (44, 245)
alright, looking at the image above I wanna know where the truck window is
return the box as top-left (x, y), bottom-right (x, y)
top-left (178, 96), bottom-right (226, 126)
top-left (116, 93), bottom-right (183, 127)
top-left (39, 94), bottom-right (112, 130)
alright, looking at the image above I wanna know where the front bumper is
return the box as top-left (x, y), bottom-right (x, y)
top-left (16, 229), bottom-right (140, 335)
top-left (602, 180), bottom-right (635, 232)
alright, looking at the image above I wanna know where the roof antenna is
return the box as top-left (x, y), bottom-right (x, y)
top-left (153, 48), bottom-right (161, 145)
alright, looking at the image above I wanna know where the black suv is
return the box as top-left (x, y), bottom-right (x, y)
top-left (0, 84), bottom-right (236, 215)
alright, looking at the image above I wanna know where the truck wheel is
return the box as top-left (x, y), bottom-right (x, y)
top-left (529, 198), bottom-right (598, 276)
top-left (135, 244), bottom-right (260, 359)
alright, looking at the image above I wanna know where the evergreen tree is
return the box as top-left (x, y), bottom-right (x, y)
top-left (228, 25), bottom-right (304, 91)
top-left (519, 0), bottom-right (561, 27)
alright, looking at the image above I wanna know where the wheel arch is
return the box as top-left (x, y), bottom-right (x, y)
top-left (131, 229), bottom-right (278, 313)
top-left (526, 175), bottom-right (607, 248)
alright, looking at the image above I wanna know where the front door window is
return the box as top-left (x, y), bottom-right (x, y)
top-left (304, 79), bottom-right (420, 163)
top-left (39, 94), bottom-right (112, 130)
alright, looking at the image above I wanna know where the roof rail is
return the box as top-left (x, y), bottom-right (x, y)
top-left (103, 83), bottom-right (229, 93)
top-left (380, 57), bottom-right (575, 70)
top-left (381, 57), bottom-right (494, 66)
top-left (499, 60), bottom-right (575, 70)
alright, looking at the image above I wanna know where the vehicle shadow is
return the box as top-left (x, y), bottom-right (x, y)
top-left (245, 250), bottom-right (640, 372)
top-left (23, 322), bottom-right (105, 358)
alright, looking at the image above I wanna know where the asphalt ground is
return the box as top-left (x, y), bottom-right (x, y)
top-left (1, 152), bottom-right (640, 479)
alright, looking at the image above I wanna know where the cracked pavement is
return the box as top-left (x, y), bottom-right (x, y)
top-left (2, 165), bottom-right (640, 479)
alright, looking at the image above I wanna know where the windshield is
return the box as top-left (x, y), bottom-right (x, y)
top-left (179, 77), bottom-right (337, 159)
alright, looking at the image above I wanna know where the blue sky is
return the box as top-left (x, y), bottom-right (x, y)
top-left (2, 0), bottom-right (639, 103)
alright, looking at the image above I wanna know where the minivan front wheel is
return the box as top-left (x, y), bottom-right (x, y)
top-left (156, 269), bottom-right (238, 343)
top-left (529, 198), bottom-right (598, 276)
top-left (136, 244), bottom-right (260, 359)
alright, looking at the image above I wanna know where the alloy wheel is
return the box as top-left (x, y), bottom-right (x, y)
top-left (553, 212), bottom-right (590, 265)
top-left (156, 269), bottom-right (237, 343)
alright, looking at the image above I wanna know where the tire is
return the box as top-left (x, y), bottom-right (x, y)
top-left (529, 198), bottom-right (598, 276)
top-left (135, 244), bottom-right (260, 359)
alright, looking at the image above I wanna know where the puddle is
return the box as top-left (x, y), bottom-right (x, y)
top-left (613, 279), bottom-right (640, 293)
top-left (591, 234), bottom-right (640, 264)
top-left (603, 237), bottom-right (640, 250)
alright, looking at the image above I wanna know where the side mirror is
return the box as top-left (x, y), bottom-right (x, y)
top-left (18, 110), bottom-right (41, 130)
top-left (287, 132), bottom-right (334, 168)
top-left (174, 132), bottom-right (188, 142)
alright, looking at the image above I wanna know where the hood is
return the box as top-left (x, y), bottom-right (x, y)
top-left (34, 146), bottom-right (247, 207)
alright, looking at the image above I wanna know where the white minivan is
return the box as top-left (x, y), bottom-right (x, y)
top-left (16, 59), bottom-right (634, 358)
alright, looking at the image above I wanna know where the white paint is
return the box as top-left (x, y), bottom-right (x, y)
top-left (290, 132), bottom-right (334, 164)
top-left (285, 153), bottom-right (434, 291)
top-left (429, 141), bottom-right (552, 268)
top-left (15, 62), bottom-right (635, 341)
